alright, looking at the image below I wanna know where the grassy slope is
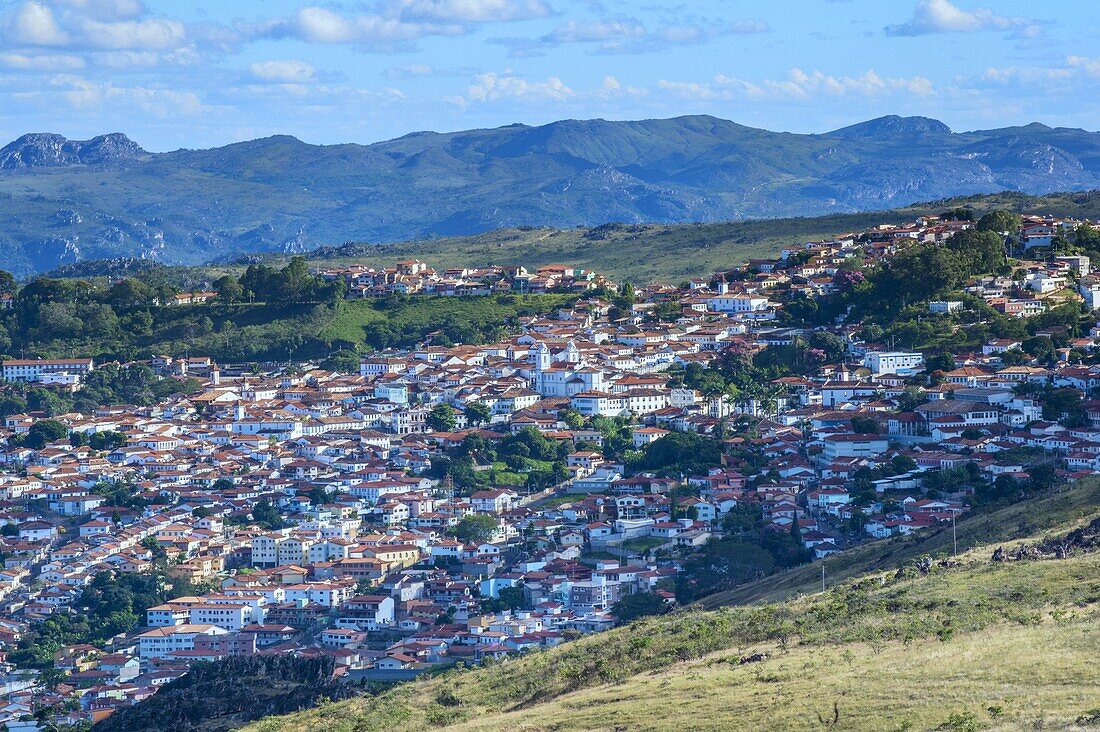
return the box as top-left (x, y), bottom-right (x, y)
top-left (234, 190), bottom-right (1100, 283)
top-left (444, 620), bottom-right (1098, 732)
top-left (241, 478), bottom-right (1100, 732)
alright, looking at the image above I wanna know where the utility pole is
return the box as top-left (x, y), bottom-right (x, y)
top-left (821, 562), bottom-right (826, 592)
top-left (952, 512), bottom-right (958, 558)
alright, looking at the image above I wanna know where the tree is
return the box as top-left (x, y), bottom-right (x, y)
top-left (0, 269), bottom-right (15, 294)
top-left (464, 401), bottom-right (492, 427)
top-left (559, 408), bottom-right (584, 429)
top-left (452, 514), bottom-right (498, 544)
top-left (891, 454), bottom-right (917, 474)
top-left (721, 504), bottom-right (764, 535)
top-left (850, 415), bottom-right (878, 434)
top-left (214, 275), bottom-right (244, 304)
top-left (321, 350), bottom-right (360, 373)
top-left (675, 540), bottom-right (776, 602)
top-left (251, 500), bottom-right (284, 531)
top-left (24, 420), bottom-right (69, 449)
top-left (976, 210), bottom-right (1021, 234)
top-left (1075, 223), bottom-right (1100, 250)
top-left (639, 431), bottom-right (721, 477)
top-left (107, 278), bottom-right (154, 309)
top-left (940, 207), bottom-right (974, 222)
top-left (1042, 388), bottom-right (1086, 427)
top-left (427, 404), bottom-right (457, 432)
top-left (610, 592), bottom-right (668, 623)
top-left (925, 352), bottom-right (955, 374)
top-left (276, 257), bottom-right (316, 303)
top-left (946, 229), bottom-right (1007, 276)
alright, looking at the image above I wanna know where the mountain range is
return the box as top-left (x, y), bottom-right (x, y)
top-left (3, 114), bottom-right (1100, 276)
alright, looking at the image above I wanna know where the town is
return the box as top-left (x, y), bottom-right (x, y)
top-left (0, 208), bottom-right (1099, 728)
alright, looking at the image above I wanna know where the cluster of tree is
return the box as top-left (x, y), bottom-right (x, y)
top-left (671, 353), bottom-right (789, 420)
top-left (0, 259), bottom-right (348, 363)
top-left (869, 229), bottom-right (1008, 310)
top-left (784, 220), bottom-right (1023, 331)
top-left (359, 294), bottom-right (561, 350)
top-left (610, 592), bottom-right (669, 623)
top-left (480, 585), bottom-right (530, 614)
top-left (432, 427), bottom-right (571, 494)
top-left (95, 655), bottom-right (358, 732)
top-left (452, 513), bottom-right (499, 544)
top-left (919, 461), bottom-right (1060, 505)
top-left (633, 431), bottom-right (722, 478)
top-left (233, 257), bottom-right (346, 305)
top-left (9, 570), bottom-right (192, 669)
top-left (844, 455), bottom-right (919, 505)
top-left (0, 364), bottom-right (202, 421)
top-left (752, 332), bottom-right (846, 376)
top-left (674, 504), bottom-right (812, 602)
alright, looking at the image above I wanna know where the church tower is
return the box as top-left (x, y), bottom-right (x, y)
top-left (536, 341), bottom-right (551, 372)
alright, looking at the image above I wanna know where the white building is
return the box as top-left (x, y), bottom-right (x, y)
top-left (862, 351), bottom-right (924, 376)
top-left (928, 301), bottom-right (962, 314)
top-left (1, 359), bottom-right (94, 382)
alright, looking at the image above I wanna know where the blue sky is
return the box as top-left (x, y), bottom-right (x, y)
top-left (0, 0), bottom-right (1098, 150)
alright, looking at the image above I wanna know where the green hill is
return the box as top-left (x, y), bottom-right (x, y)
top-left (220, 189), bottom-right (1100, 283)
top-left (231, 479), bottom-right (1100, 732)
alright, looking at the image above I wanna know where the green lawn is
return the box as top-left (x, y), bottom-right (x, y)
top-left (621, 536), bottom-right (668, 553)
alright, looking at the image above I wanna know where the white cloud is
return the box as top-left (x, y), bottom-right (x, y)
top-left (76, 17), bottom-right (185, 49)
top-left (533, 15), bottom-right (767, 54)
top-left (37, 74), bottom-right (205, 116)
top-left (0, 51), bottom-right (84, 70)
top-left (1067, 56), bottom-right (1100, 77)
top-left (981, 65), bottom-right (1073, 84)
top-left (657, 68), bottom-right (934, 102)
top-left (462, 71), bottom-right (574, 105)
top-left (656, 79), bottom-right (720, 100)
top-left (770, 68), bottom-right (935, 97)
top-left (885, 0), bottom-right (1030, 36)
top-left (247, 6), bottom-right (461, 48)
top-left (397, 0), bottom-right (551, 23)
top-left (250, 60), bottom-right (316, 84)
top-left (598, 74), bottom-right (646, 98)
top-left (295, 7), bottom-right (359, 43)
top-left (54, 0), bottom-right (145, 22)
top-left (5, 2), bottom-right (68, 46)
top-left (247, 1), bottom-right (546, 49)
top-left (543, 19), bottom-right (646, 44)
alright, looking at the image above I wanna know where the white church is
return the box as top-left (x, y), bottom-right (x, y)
top-left (532, 341), bottom-right (608, 397)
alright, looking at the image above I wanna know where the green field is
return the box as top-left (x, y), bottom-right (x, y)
top-left (318, 294), bottom-right (574, 348)
top-left (621, 536), bottom-right (669, 553)
top-left (241, 478), bottom-right (1100, 732)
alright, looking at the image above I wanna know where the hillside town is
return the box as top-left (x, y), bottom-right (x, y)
top-left (1, 209), bottom-right (1100, 727)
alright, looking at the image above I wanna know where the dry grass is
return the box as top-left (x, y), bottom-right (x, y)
top-left (446, 619), bottom-right (1100, 731)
